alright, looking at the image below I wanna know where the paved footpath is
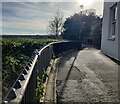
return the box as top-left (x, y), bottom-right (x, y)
top-left (56, 48), bottom-right (119, 103)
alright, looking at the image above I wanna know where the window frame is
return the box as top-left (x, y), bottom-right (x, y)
top-left (108, 2), bottom-right (117, 41)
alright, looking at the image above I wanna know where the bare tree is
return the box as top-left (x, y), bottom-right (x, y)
top-left (47, 10), bottom-right (64, 37)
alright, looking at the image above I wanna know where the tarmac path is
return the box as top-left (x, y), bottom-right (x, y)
top-left (56, 48), bottom-right (119, 103)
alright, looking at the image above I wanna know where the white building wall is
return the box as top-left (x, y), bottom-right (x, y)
top-left (101, 2), bottom-right (120, 61)
top-left (118, 2), bottom-right (120, 61)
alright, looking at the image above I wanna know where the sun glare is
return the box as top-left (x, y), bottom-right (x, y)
top-left (79, 0), bottom-right (94, 6)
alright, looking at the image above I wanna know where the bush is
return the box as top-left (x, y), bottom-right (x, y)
top-left (2, 38), bottom-right (58, 98)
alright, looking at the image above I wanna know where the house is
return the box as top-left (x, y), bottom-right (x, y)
top-left (101, 1), bottom-right (120, 61)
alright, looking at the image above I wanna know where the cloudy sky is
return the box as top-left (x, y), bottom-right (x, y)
top-left (2, 0), bottom-right (103, 35)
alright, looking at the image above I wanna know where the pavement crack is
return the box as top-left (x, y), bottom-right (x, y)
top-left (73, 66), bottom-right (81, 72)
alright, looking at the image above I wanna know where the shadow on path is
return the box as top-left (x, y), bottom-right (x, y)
top-left (56, 48), bottom-right (119, 103)
top-left (56, 51), bottom-right (79, 102)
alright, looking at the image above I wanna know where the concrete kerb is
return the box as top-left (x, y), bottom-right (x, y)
top-left (53, 58), bottom-right (62, 103)
top-left (42, 49), bottom-right (77, 103)
top-left (39, 59), bottom-right (54, 102)
top-left (43, 58), bottom-right (60, 103)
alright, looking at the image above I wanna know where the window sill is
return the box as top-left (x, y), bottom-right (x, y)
top-left (108, 36), bottom-right (115, 41)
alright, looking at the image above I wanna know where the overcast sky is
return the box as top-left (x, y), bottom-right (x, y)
top-left (2, 1), bottom-right (103, 35)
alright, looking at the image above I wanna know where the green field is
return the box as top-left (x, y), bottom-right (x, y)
top-left (2, 38), bottom-right (58, 98)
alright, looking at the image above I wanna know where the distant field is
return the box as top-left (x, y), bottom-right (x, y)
top-left (2, 38), bottom-right (59, 98)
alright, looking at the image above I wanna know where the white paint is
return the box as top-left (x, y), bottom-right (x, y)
top-left (101, 2), bottom-right (120, 61)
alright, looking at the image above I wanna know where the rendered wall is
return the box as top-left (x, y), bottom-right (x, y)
top-left (101, 2), bottom-right (120, 61)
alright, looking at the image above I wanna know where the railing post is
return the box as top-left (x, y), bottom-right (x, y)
top-left (37, 54), bottom-right (43, 79)
top-left (22, 62), bottom-right (37, 103)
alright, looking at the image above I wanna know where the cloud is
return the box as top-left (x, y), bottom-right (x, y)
top-left (2, 2), bottom-right (103, 35)
top-left (2, 0), bottom-right (104, 2)
top-left (2, 2), bottom-right (56, 34)
top-left (3, 20), bottom-right (47, 29)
